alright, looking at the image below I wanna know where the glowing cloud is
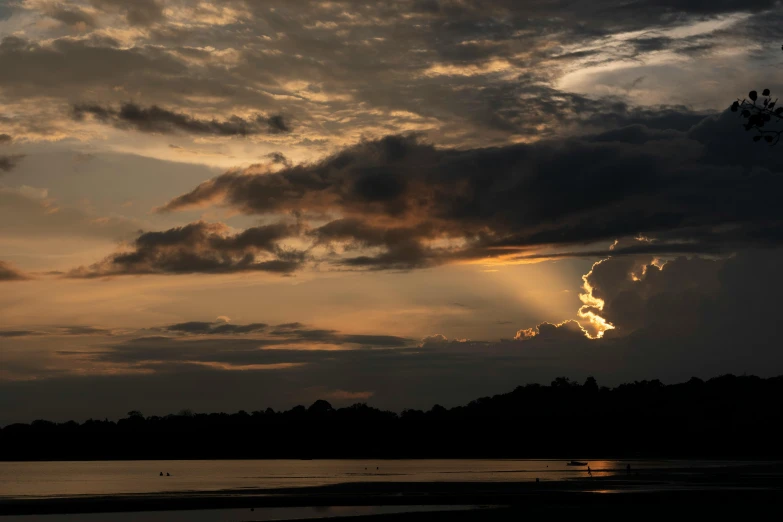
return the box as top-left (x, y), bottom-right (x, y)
top-left (577, 259), bottom-right (616, 339)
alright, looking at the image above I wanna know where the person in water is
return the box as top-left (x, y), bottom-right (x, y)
top-left (159, 472), bottom-right (163, 476)
top-left (587, 465), bottom-right (592, 477)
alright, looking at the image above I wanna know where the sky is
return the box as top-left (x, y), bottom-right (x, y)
top-left (1, 0), bottom-right (782, 424)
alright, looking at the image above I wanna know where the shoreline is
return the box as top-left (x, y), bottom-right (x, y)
top-left (3, 465), bottom-right (783, 517)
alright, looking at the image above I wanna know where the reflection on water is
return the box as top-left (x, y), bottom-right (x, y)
top-left (0, 459), bottom-right (756, 499)
top-left (0, 504), bottom-right (478, 522)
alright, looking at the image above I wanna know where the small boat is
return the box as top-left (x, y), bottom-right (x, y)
top-left (567, 460), bottom-right (588, 466)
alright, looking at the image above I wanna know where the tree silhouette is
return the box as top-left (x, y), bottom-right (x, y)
top-left (731, 46), bottom-right (783, 145)
top-left (732, 89), bottom-right (783, 145)
top-left (3, 374), bottom-right (781, 460)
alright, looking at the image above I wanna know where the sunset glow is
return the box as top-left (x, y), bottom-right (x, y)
top-left (1, 0), bottom-right (782, 424)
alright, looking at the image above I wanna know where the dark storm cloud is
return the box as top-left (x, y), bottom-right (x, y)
top-left (155, 109), bottom-right (783, 271)
top-left (0, 260), bottom-right (29, 281)
top-left (575, 241), bottom-right (737, 338)
top-left (90, 0), bottom-right (164, 26)
top-left (68, 221), bottom-right (306, 277)
top-left (73, 103), bottom-right (291, 136)
top-left (164, 321), bottom-right (269, 335)
top-left (311, 219), bottom-right (440, 270)
top-left (567, 246), bottom-right (783, 352)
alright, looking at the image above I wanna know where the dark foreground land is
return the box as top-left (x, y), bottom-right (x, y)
top-left (2, 463), bottom-right (782, 520)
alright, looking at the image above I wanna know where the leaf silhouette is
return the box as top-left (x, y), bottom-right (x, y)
top-left (749, 90), bottom-right (758, 101)
top-left (762, 89), bottom-right (771, 96)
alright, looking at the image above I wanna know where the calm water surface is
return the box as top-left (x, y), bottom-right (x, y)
top-left (0, 459), bottom-right (748, 499)
top-left (0, 505), bottom-right (478, 522)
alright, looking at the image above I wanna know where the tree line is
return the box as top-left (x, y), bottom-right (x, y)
top-left (2, 374), bottom-right (782, 460)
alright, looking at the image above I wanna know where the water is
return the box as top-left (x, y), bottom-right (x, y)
top-left (0, 505), bottom-right (477, 522)
top-left (0, 459), bottom-right (748, 499)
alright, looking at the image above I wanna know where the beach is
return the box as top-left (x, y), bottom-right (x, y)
top-left (1, 461), bottom-right (781, 520)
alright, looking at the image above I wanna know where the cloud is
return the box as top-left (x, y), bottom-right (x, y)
top-left (575, 241), bottom-right (726, 339)
top-left (0, 35), bottom-right (189, 102)
top-left (0, 330), bottom-right (38, 338)
top-left (0, 326), bottom-right (116, 337)
top-left (269, 325), bottom-right (411, 347)
top-left (265, 152), bottom-right (292, 166)
top-left (4, 247), bottom-right (783, 420)
top-left (310, 218), bottom-right (441, 270)
top-left (0, 319), bottom-right (413, 384)
top-left (0, 260), bottom-right (29, 281)
top-left (59, 326), bottom-right (113, 336)
top-left (164, 321), bottom-right (269, 335)
top-left (515, 238), bottom-right (783, 346)
top-left (3, 0), bottom-right (770, 151)
top-left (0, 187), bottom-right (139, 239)
top-left (0, 154), bottom-right (24, 172)
top-left (58, 337), bottom-right (410, 370)
top-left (0, 1), bottom-right (13, 21)
top-left (73, 103), bottom-right (291, 136)
top-left (419, 334), bottom-right (449, 348)
top-left (90, 0), bottom-right (164, 26)
top-left (47, 323), bottom-right (413, 372)
top-left (156, 112), bottom-right (783, 271)
top-left (514, 320), bottom-right (586, 341)
top-left (323, 389), bottom-right (375, 401)
top-left (46, 5), bottom-right (98, 29)
top-left (2, 0), bottom-right (783, 422)
top-left (68, 221), bottom-right (307, 277)
top-left (0, 132), bottom-right (23, 173)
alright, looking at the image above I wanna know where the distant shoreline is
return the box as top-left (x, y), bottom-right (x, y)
top-left (4, 375), bottom-right (781, 462)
